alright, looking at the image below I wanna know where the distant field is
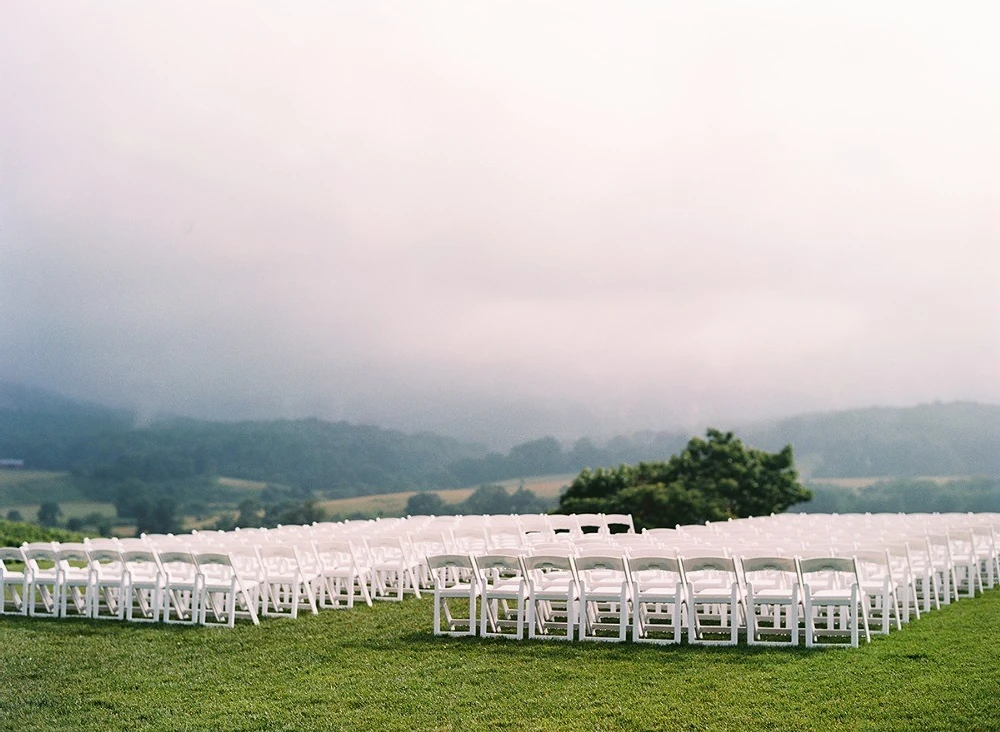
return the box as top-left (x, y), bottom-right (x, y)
top-left (216, 477), bottom-right (269, 492)
top-left (0, 469), bottom-right (82, 504)
top-left (0, 469), bottom-right (69, 487)
top-left (809, 476), bottom-right (972, 489)
top-left (4, 501), bottom-right (116, 521)
top-left (318, 474), bottom-right (574, 517)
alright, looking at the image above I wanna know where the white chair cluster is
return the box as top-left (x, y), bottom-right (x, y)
top-left (0, 513), bottom-right (628, 627)
top-left (2, 510), bottom-right (996, 645)
top-left (425, 511), bottom-right (1000, 648)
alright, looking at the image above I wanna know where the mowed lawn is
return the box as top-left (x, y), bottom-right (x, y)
top-left (2, 590), bottom-right (1000, 731)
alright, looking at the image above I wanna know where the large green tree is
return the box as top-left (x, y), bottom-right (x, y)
top-left (555, 429), bottom-right (811, 530)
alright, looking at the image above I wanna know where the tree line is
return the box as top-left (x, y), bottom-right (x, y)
top-left (792, 477), bottom-right (1000, 515)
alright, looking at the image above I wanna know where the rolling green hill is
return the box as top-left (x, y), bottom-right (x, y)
top-left (3, 382), bottom-right (1000, 506)
top-left (742, 402), bottom-right (1000, 478)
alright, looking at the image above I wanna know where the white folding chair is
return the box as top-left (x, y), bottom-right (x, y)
top-left (364, 536), bottom-right (422, 602)
top-left (741, 556), bottom-right (800, 647)
top-left (427, 554), bottom-right (479, 637)
top-left (408, 531), bottom-right (452, 589)
top-left (121, 549), bottom-right (163, 623)
top-left (256, 544), bottom-right (318, 618)
top-left (88, 548), bottom-right (127, 620)
top-left (925, 534), bottom-right (959, 605)
top-left (22, 543), bottom-right (60, 617)
top-left (56, 543), bottom-right (94, 618)
top-left (883, 542), bottom-right (920, 623)
top-left (905, 539), bottom-right (941, 613)
top-left (476, 554), bottom-right (527, 639)
top-left (522, 554), bottom-right (577, 641)
top-left (0, 547), bottom-right (28, 615)
top-left (312, 539), bottom-right (372, 609)
top-left (798, 556), bottom-right (870, 648)
top-left (970, 524), bottom-right (999, 589)
top-left (573, 554), bottom-right (630, 642)
top-left (854, 550), bottom-right (903, 634)
top-left (681, 556), bottom-right (744, 646)
top-left (947, 529), bottom-right (983, 599)
top-left (628, 554), bottom-right (685, 645)
top-left (158, 550), bottom-right (201, 625)
top-left (196, 552), bottom-right (260, 627)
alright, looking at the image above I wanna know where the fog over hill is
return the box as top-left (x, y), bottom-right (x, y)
top-left (2, 3), bottom-right (998, 450)
top-left (3, 382), bottom-right (1000, 495)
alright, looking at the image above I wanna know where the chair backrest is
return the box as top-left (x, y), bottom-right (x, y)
top-left (546, 515), bottom-right (579, 536)
top-left (854, 550), bottom-right (893, 581)
top-left (681, 556), bottom-right (740, 595)
top-left (682, 555), bottom-right (738, 575)
top-left (157, 551), bottom-right (200, 581)
top-left (0, 546), bottom-right (26, 575)
top-left (628, 554), bottom-right (682, 574)
top-left (56, 543), bottom-right (91, 570)
top-left (797, 556), bottom-right (861, 591)
top-left (475, 553), bottom-right (523, 576)
top-left (603, 514), bottom-right (635, 534)
top-left (313, 539), bottom-right (360, 569)
top-left (256, 544), bottom-right (301, 573)
top-left (740, 555), bottom-right (799, 591)
top-left (528, 541), bottom-right (577, 556)
top-left (573, 514), bottom-right (604, 535)
top-left (21, 543), bottom-right (58, 574)
top-left (196, 552), bottom-right (235, 572)
top-left (87, 548), bottom-right (125, 577)
top-left (450, 528), bottom-right (490, 554)
top-left (426, 553), bottom-right (475, 571)
top-left (572, 554), bottom-right (628, 576)
top-left (516, 514), bottom-right (552, 539)
top-left (627, 555), bottom-right (683, 593)
top-left (409, 530), bottom-right (449, 556)
top-left (521, 554), bottom-right (575, 574)
top-left (741, 555), bottom-right (796, 572)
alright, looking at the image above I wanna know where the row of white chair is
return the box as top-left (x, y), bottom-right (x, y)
top-left (3, 512), bottom-right (997, 636)
top-left (427, 551), bottom-right (888, 647)
top-left (0, 542), bottom-right (260, 626)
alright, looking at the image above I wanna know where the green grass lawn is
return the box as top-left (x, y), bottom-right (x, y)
top-left (2, 589), bottom-right (999, 731)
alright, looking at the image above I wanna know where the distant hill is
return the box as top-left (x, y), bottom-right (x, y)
top-left (0, 381), bottom-right (134, 469)
top-left (3, 382), bottom-right (999, 497)
top-left (447, 402), bottom-right (1000, 482)
top-left (741, 402), bottom-right (1000, 478)
top-left (0, 381), bottom-right (488, 495)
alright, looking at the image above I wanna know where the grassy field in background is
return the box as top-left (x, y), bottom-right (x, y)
top-left (318, 474), bottom-right (573, 517)
top-left (810, 476), bottom-right (971, 489)
top-left (0, 470), bottom-right (81, 503)
top-left (216, 477), bottom-right (270, 492)
top-left (3, 500), bottom-right (116, 521)
top-left (1, 587), bottom-right (998, 730)
top-left (0, 471), bottom-right (575, 534)
top-left (0, 469), bottom-right (978, 535)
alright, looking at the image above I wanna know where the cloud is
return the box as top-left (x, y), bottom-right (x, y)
top-left (1, 1), bottom-right (998, 446)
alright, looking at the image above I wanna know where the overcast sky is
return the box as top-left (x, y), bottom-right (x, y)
top-left (1, 2), bottom-right (998, 447)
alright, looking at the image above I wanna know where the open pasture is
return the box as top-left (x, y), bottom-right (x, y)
top-left (809, 476), bottom-right (972, 489)
top-left (1, 587), bottom-right (998, 730)
top-left (318, 474), bottom-right (573, 517)
top-left (2, 500), bottom-right (116, 522)
top-left (0, 469), bottom-right (82, 504)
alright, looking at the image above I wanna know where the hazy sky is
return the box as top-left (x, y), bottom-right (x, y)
top-left (1, 2), bottom-right (998, 447)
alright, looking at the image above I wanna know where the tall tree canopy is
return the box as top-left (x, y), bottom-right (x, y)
top-left (555, 429), bottom-right (811, 531)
